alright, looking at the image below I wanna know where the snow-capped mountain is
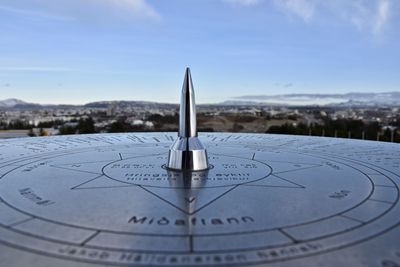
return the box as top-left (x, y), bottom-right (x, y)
top-left (0, 99), bottom-right (28, 108)
top-left (0, 99), bottom-right (41, 109)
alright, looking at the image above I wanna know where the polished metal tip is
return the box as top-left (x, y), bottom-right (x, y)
top-left (167, 68), bottom-right (209, 171)
top-left (179, 68), bottom-right (197, 138)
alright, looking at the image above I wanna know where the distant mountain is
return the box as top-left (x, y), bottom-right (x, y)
top-left (84, 100), bottom-right (177, 109)
top-left (0, 99), bottom-right (28, 108)
top-left (0, 98), bottom-right (41, 109)
top-left (231, 92), bottom-right (400, 107)
top-left (1, 92), bottom-right (399, 110)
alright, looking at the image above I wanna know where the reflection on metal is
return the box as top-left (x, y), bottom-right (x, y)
top-left (167, 68), bottom-right (209, 171)
top-left (165, 167), bottom-right (209, 215)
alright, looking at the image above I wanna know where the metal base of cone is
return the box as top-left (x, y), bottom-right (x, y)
top-left (166, 137), bottom-right (209, 171)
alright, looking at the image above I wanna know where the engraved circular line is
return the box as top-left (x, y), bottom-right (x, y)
top-left (0, 149), bottom-right (387, 246)
top-left (0, 149), bottom-right (380, 239)
top-left (101, 153), bottom-right (273, 189)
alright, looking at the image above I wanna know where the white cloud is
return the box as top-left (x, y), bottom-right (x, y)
top-left (274, 0), bottom-right (316, 22)
top-left (272, 0), bottom-right (391, 35)
top-left (350, 0), bottom-right (391, 35)
top-left (373, 0), bottom-right (390, 34)
top-left (97, 0), bottom-right (160, 20)
top-left (0, 5), bottom-right (74, 21)
top-left (224, 0), bottom-right (262, 6)
top-left (0, 0), bottom-right (160, 22)
top-left (350, 2), bottom-right (369, 32)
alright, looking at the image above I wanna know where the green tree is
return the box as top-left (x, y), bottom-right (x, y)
top-left (109, 121), bottom-right (131, 133)
top-left (77, 117), bottom-right (96, 134)
top-left (59, 126), bottom-right (76, 135)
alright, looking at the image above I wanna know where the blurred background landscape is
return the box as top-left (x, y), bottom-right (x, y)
top-left (1, 93), bottom-right (399, 142)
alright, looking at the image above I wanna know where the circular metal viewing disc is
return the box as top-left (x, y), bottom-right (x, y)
top-left (0, 133), bottom-right (399, 267)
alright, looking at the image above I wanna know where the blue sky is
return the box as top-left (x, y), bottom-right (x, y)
top-left (0, 0), bottom-right (399, 104)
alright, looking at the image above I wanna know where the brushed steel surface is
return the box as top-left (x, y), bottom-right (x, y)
top-left (167, 68), bottom-right (208, 171)
top-left (0, 133), bottom-right (399, 267)
top-left (179, 67), bottom-right (197, 138)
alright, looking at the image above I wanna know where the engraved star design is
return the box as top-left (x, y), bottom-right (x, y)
top-left (50, 152), bottom-right (321, 215)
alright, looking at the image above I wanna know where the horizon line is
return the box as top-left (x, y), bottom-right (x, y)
top-left (2, 90), bottom-right (400, 106)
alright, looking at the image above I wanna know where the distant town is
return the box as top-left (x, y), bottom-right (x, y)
top-left (0, 95), bottom-right (399, 143)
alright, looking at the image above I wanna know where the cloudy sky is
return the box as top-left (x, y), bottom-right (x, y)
top-left (0, 0), bottom-right (399, 104)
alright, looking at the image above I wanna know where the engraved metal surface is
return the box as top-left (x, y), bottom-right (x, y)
top-left (0, 133), bottom-right (400, 267)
